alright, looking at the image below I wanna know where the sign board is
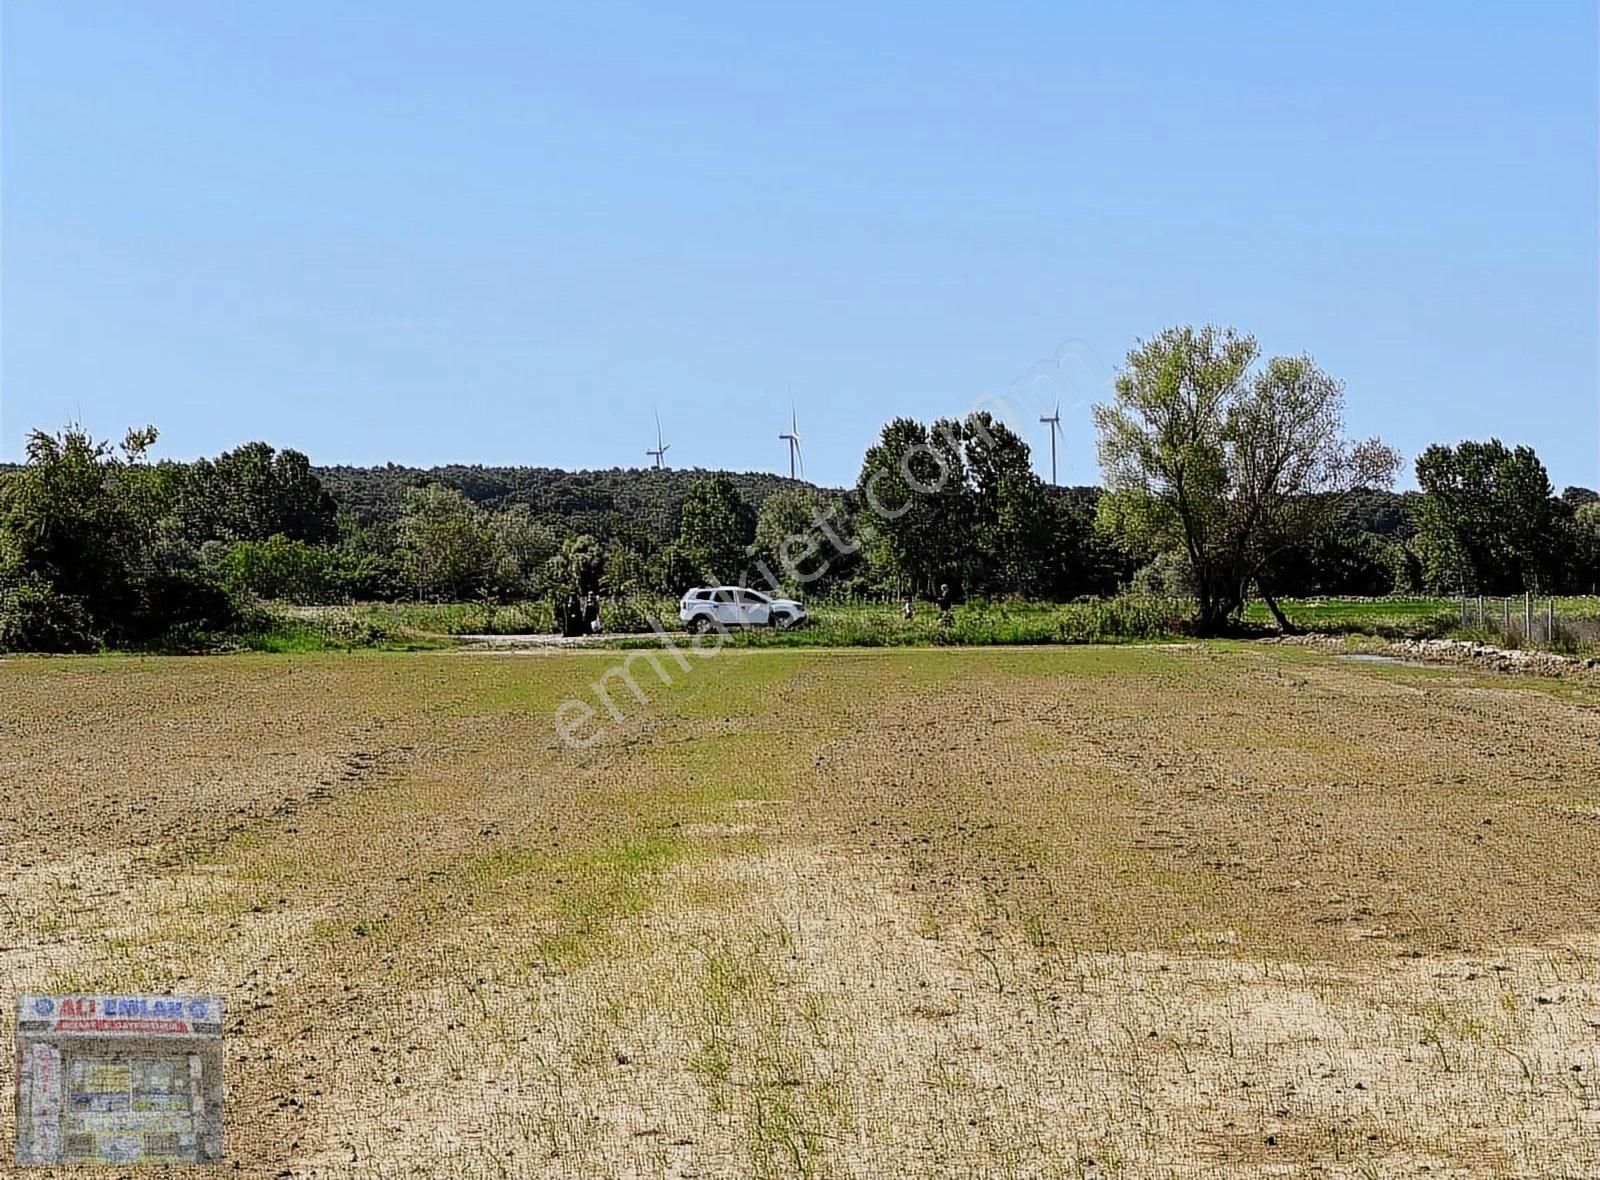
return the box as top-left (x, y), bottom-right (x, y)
top-left (15, 994), bottom-right (224, 1166)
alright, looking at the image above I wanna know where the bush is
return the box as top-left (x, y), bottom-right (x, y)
top-left (210, 535), bottom-right (367, 604)
top-left (486, 601), bottom-right (555, 634)
top-left (1130, 550), bottom-right (1194, 598)
top-left (0, 578), bottom-right (98, 652)
top-left (127, 566), bottom-right (239, 645)
top-left (1056, 594), bottom-right (1186, 642)
top-left (228, 606), bottom-right (394, 653)
top-left (314, 612), bottom-right (390, 649)
top-left (600, 594), bottom-right (675, 634)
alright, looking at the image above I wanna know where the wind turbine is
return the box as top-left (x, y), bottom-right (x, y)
top-left (1039, 402), bottom-right (1062, 485)
top-left (779, 403), bottom-right (803, 480)
top-left (646, 411), bottom-right (670, 469)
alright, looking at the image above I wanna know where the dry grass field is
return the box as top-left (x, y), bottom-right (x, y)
top-left (2, 644), bottom-right (1598, 1178)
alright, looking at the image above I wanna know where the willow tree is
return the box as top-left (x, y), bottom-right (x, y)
top-left (1094, 325), bottom-right (1398, 633)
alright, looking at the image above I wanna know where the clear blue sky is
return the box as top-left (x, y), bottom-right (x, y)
top-left (3, 1), bottom-right (1596, 489)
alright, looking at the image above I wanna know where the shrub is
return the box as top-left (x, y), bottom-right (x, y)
top-left (486, 601), bottom-right (555, 635)
top-left (600, 595), bottom-right (675, 634)
top-left (0, 577), bottom-right (98, 652)
top-left (128, 565), bottom-right (239, 645)
top-left (1130, 551), bottom-right (1195, 598)
top-left (211, 535), bottom-right (358, 604)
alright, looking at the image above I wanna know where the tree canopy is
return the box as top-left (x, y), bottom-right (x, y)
top-left (676, 473), bottom-right (756, 584)
top-left (0, 427), bottom-right (234, 650)
top-left (1094, 326), bottom-right (1398, 631)
top-left (1413, 440), bottom-right (1565, 593)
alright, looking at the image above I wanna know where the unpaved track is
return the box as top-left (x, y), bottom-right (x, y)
top-left (1, 644), bottom-right (1597, 1178)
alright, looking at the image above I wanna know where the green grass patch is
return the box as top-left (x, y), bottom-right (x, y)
top-left (613, 595), bottom-right (1188, 651)
top-left (1243, 595), bottom-right (1600, 655)
top-left (355, 599), bottom-right (555, 637)
top-left (215, 607), bottom-right (455, 652)
top-left (1242, 596), bottom-right (1460, 636)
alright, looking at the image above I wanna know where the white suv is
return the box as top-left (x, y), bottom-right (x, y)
top-left (679, 587), bottom-right (807, 632)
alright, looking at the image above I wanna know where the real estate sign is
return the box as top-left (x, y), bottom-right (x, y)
top-left (15, 994), bottom-right (224, 1166)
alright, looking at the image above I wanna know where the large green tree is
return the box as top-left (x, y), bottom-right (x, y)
top-left (1413, 440), bottom-right (1564, 593)
top-left (854, 412), bottom-right (1093, 598)
top-left (750, 486), bottom-right (857, 593)
top-left (962, 412), bottom-right (1056, 596)
top-left (395, 484), bottom-right (491, 600)
top-left (179, 442), bottom-right (338, 544)
top-left (1095, 326), bottom-right (1397, 632)
top-left (856, 417), bottom-right (971, 595)
top-left (0, 426), bottom-right (233, 650)
top-left (1574, 502), bottom-right (1600, 594)
top-left (676, 473), bottom-right (755, 584)
top-left (546, 533), bottom-right (603, 597)
top-left (486, 504), bottom-right (558, 599)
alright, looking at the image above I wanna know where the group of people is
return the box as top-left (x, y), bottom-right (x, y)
top-left (559, 591), bottom-right (601, 638)
top-left (901, 583), bottom-right (955, 623)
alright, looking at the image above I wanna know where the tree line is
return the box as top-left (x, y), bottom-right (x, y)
top-left (1, 324), bottom-right (1594, 650)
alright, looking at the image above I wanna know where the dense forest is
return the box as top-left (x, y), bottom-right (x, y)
top-left (2, 326), bottom-right (1596, 651)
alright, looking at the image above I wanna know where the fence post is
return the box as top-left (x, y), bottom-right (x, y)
top-left (1524, 592), bottom-right (1532, 645)
top-left (1502, 597), bottom-right (1509, 632)
top-left (1548, 598), bottom-right (1555, 645)
top-left (1476, 595), bottom-right (1484, 627)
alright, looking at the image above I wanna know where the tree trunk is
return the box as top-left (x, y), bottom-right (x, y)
top-left (1194, 593), bottom-right (1231, 637)
top-left (1259, 587), bottom-right (1297, 634)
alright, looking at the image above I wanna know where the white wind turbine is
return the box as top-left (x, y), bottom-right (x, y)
top-left (1039, 401), bottom-right (1062, 485)
top-left (779, 402), bottom-right (803, 479)
top-left (646, 411), bottom-right (670, 469)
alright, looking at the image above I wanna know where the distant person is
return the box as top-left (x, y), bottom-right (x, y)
top-left (937, 583), bottom-right (953, 617)
top-left (901, 596), bottom-right (915, 621)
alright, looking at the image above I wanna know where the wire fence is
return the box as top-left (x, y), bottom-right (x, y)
top-left (1455, 594), bottom-right (1600, 654)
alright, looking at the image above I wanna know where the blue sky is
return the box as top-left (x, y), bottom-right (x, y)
top-left (3, 1), bottom-right (1596, 489)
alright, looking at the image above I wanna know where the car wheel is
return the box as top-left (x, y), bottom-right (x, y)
top-left (770, 612), bottom-right (791, 630)
top-left (688, 614), bottom-right (711, 634)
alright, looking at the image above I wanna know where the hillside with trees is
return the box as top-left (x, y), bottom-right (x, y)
top-left (2, 324), bottom-right (1594, 652)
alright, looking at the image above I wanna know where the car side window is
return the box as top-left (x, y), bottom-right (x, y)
top-left (713, 589), bottom-right (734, 603)
top-left (736, 590), bottom-right (767, 605)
